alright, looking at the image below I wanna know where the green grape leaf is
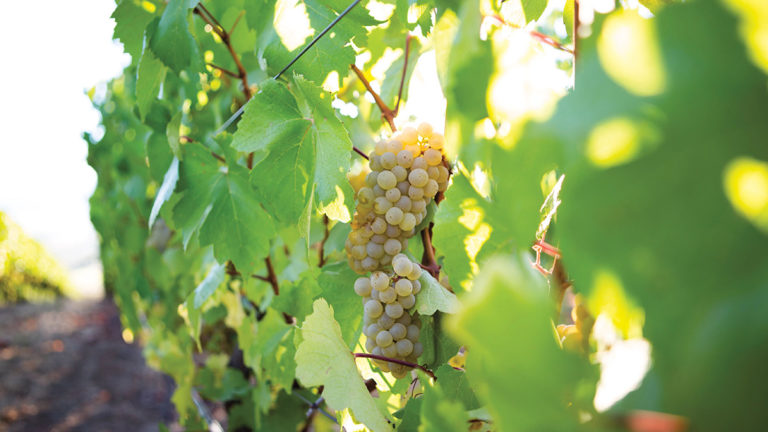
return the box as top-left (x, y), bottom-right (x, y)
top-left (112, 0), bottom-right (155, 60)
top-left (166, 111), bottom-right (182, 159)
top-left (433, 365), bottom-right (480, 410)
top-left (149, 157), bottom-right (179, 228)
top-left (149, 0), bottom-right (199, 72)
top-left (240, 309), bottom-right (293, 381)
top-left (432, 172), bottom-right (486, 293)
top-left (415, 271), bottom-right (460, 315)
top-left (192, 261), bottom-right (226, 308)
top-left (521, 0), bottom-right (547, 23)
top-left (447, 256), bottom-right (589, 431)
top-left (136, 46), bottom-right (167, 120)
top-left (317, 262), bottom-right (365, 349)
top-left (173, 142), bottom-right (274, 274)
top-left (295, 299), bottom-right (390, 432)
top-left (232, 77), bottom-right (354, 226)
top-left (418, 376), bottom-right (469, 432)
top-left (532, 2), bottom-right (768, 424)
top-left (563, 0), bottom-right (574, 38)
top-left (396, 397), bottom-right (422, 431)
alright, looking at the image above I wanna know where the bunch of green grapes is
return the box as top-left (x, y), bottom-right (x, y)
top-left (355, 254), bottom-right (424, 378)
top-left (346, 122), bottom-right (450, 274)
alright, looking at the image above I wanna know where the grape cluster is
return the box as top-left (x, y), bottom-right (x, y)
top-left (346, 123), bottom-right (450, 274)
top-left (355, 254), bottom-right (424, 378)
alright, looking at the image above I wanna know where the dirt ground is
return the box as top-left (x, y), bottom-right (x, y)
top-left (0, 299), bottom-right (177, 432)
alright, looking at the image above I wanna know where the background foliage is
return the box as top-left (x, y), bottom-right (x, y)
top-left (0, 212), bottom-right (73, 304)
top-left (89, 0), bottom-right (768, 430)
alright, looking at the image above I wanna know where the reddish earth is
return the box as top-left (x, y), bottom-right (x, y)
top-left (0, 299), bottom-right (177, 432)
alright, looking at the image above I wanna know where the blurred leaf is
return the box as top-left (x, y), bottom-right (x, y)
top-left (447, 256), bottom-right (590, 431)
top-left (192, 261), bottom-right (225, 308)
top-left (136, 47), bottom-right (167, 120)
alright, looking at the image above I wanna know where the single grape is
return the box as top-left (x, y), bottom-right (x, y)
top-left (437, 165), bottom-right (449, 181)
top-left (362, 257), bottom-right (378, 271)
top-left (411, 199), bottom-right (426, 213)
top-left (427, 166), bottom-right (440, 180)
top-left (384, 238), bottom-right (402, 255)
top-left (429, 133), bottom-right (444, 149)
top-left (382, 343), bottom-right (398, 358)
top-left (370, 289), bottom-right (380, 302)
top-left (386, 139), bottom-right (403, 154)
top-left (400, 127), bottom-right (418, 145)
top-left (374, 197), bottom-right (392, 214)
top-left (350, 245), bottom-right (366, 260)
top-left (424, 149), bottom-right (442, 166)
top-left (393, 257), bottom-right (412, 277)
top-left (385, 187), bottom-right (401, 203)
top-left (365, 338), bottom-right (377, 352)
top-left (399, 213), bottom-right (416, 231)
top-left (377, 313), bottom-right (394, 330)
top-left (380, 151), bottom-right (397, 169)
top-left (372, 185), bottom-right (384, 197)
top-left (424, 179), bottom-right (439, 198)
top-left (354, 277), bottom-right (372, 296)
top-left (396, 196), bottom-right (412, 212)
top-left (408, 169), bottom-right (429, 188)
top-left (412, 342), bottom-right (423, 358)
top-left (377, 170), bottom-right (397, 189)
top-left (370, 271), bottom-right (389, 291)
top-left (385, 303), bottom-right (404, 319)
top-left (369, 155), bottom-right (382, 171)
top-left (417, 122), bottom-right (433, 138)
top-left (391, 165), bottom-right (408, 183)
top-left (397, 181), bottom-right (410, 195)
top-left (376, 330), bottom-right (394, 347)
top-left (358, 187), bottom-right (374, 207)
top-left (366, 242), bottom-right (384, 259)
top-left (371, 217), bottom-right (387, 234)
top-left (395, 279), bottom-right (413, 296)
top-left (390, 323), bottom-right (407, 340)
top-left (364, 323), bottom-right (382, 338)
top-left (379, 287), bottom-right (397, 303)
top-left (412, 157), bottom-right (427, 170)
top-left (396, 339), bottom-right (414, 357)
top-left (406, 324), bottom-right (419, 341)
top-left (407, 265), bottom-right (422, 281)
top-left (371, 234), bottom-right (387, 244)
top-left (398, 294), bottom-right (416, 309)
top-left (385, 224), bottom-right (401, 238)
top-left (397, 150), bottom-right (413, 168)
top-left (408, 186), bottom-right (424, 200)
top-left (364, 300), bottom-right (383, 318)
top-left (385, 207), bottom-right (404, 225)
top-left (375, 140), bottom-right (388, 155)
top-left (365, 171), bottom-right (378, 187)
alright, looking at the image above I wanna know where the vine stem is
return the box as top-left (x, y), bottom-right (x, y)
top-left (419, 224), bottom-right (441, 280)
top-left (353, 353), bottom-right (436, 380)
top-left (393, 34), bottom-right (413, 116)
top-left (350, 64), bottom-right (397, 132)
top-left (194, 4), bottom-right (252, 100)
top-left (318, 215), bottom-right (330, 267)
top-left (353, 146), bottom-right (370, 160)
top-left (488, 14), bottom-right (574, 55)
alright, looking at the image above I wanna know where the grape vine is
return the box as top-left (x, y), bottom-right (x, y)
top-left (88, 0), bottom-right (768, 431)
